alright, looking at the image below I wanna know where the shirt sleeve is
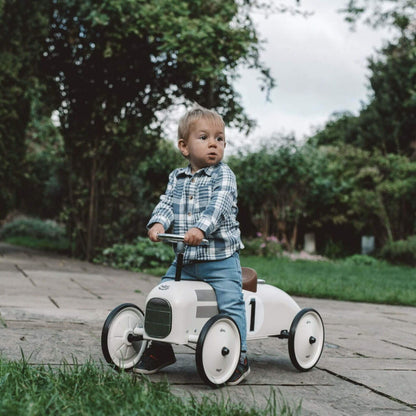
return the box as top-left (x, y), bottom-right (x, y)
top-left (146, 170), bottom-right (176, 231)
top-left (194, 165), bottom-right (237, 236)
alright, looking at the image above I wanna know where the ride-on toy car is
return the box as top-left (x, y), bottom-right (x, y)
top-left (101, 234), bottom-right (325, 387)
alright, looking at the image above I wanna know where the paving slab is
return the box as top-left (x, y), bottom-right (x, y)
top-left (0, 242), bottom-right (415, 415)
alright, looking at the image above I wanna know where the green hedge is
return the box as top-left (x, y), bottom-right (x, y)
top-left (380, 236), bottom-right (416, 267)
top-left (0, 217), bottom-right (67, 242)
top-left (94, 237), bottom-right (174, 271)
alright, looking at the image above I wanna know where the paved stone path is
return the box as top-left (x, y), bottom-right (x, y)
top-left (1, 242), bottom-right (415, 415)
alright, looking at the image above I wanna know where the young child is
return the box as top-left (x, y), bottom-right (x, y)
top-left (133, 103), bottom-right (249, 385)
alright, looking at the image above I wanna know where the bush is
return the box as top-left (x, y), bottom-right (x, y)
top-left (342, 254), bottom-right (381, 266)
top-left (321, 239), bottom-right (346, 259)
top-left (243, 235), bottom-right (283, 258)
top-left (94, 237), bottom-right (174, 271)
top-left (379, 236), bottom-right (416, 267)
top-left (0, 217), bottom-right (67, 242)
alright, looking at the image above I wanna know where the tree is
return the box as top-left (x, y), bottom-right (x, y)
top-left (0, 0), bottom-right (49, 217)
top-left (313, 2), bottom-right (416, 157)
top-left (41, 0), bottom-right (280, 259)
top-left (358, 34), bottom-right (416, 157)
top-left (342, 0), bottom-right (416, 33)
top-left (309, 111), bottom-right (360, 148)
top-left (311, 31), bottom-right (416, 158)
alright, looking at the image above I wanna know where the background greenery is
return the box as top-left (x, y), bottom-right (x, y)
top-left (0, 217), bottom-right (70, 253)
top-left (1, 0), bottom-right (415, 266)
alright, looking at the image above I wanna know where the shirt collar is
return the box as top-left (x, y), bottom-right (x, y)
top-left (176, 163), bottom-right (220, 178)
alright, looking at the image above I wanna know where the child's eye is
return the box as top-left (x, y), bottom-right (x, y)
top-left (216, 136), bottom-right (224, 142)
top-left (199, 135), bottom-right (207, 140)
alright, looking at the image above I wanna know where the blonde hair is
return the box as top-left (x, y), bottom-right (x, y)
top-left (178, 103), bottom-right (225, 142)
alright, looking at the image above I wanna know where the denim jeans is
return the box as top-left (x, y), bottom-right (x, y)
top-left (162, 252), bottom-right (247, 351)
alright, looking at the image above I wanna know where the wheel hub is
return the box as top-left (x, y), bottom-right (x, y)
top-left (221, 347), bottom-right (230, 356)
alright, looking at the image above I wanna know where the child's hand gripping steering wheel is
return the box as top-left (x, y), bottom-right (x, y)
top-left (156, 233), bottom-right (209, 281)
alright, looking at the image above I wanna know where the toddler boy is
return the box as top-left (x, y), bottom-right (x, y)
top-left (134, 103), bottom-right (249, 385)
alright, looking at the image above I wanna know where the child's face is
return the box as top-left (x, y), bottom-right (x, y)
top-left (178, 117), bottom-right (225, 173)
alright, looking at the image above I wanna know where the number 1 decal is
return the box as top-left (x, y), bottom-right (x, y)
top-left (249, 298), bottom-right (256, 331)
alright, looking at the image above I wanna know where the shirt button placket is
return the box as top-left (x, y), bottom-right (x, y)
top-left (187, 176), bottom-right (196, 221)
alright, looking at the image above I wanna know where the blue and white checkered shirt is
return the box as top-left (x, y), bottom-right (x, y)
top-left (147, 162), bottom-right (243, 264)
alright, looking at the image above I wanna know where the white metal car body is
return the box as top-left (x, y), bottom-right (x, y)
top-left (138, 279), bottom-right (300, 345)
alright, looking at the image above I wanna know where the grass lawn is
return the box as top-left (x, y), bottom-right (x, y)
top-left (0, 357), bottom-right (299, 416)
top-left (241, 255), bottom-right (416, 306)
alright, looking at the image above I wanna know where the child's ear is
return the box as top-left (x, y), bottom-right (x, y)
top-left (178, 139), bottom-right (189, 157)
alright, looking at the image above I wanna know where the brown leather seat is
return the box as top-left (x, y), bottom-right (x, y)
top-left (242, 267), bottom-right (257, 292)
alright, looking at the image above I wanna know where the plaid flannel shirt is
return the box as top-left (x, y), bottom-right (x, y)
top-left (147, 162), bottom-right (243, 264)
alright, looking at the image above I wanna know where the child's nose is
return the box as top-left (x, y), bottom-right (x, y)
top-left (208, 137), bottom-right (217, 146)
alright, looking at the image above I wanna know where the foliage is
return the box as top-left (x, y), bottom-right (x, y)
top-left (304, 144), bottom-right (416, 245)
top-left (228, 136), bottom-right (309, 250)
top-left (379, 235), bottom-right (416, 266)
top-left (87, 138), bottom-right (184, 249)
top-left (307, 24), bottom-right (416, 252)
top-left (342, 254), bottom-right (382, 266)
top-left (231, 134), bottom-right (416, 251)
top-left (358, 34), bottom-right (416, 157)
top-left (94, 237), bottom-right (174, 272)
top-left (18, 99), bottom-right (67, 219)
top-left (320, 239), bottom-right (349, 259)
top-left (241, 254), bottom-right (416, 306)
top-left (243, 234), bottom-right (284, 257)
top-left (0, 0), bottom-right (50, 216)
top-left (0, 217), bottom-right (70, 253)
top-left (311, 31), bottom-right (416, 158)
top-left (0, 357), bottom-right (299, 416)
top-left (230, 134), bottom-right (416, 252)
top-left (342, 0), bottom-right (416, 34)
top-left (116, 139), bottom-right (186, 242)
top-left (0, 217), bottom-right (67, 242)
top-left (39, 0), bottom-right (278, 260)
top-left (309, 111), bottom-right (360, 148)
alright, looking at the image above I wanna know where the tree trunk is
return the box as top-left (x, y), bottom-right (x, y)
top-left (86, 154), bottom-right (97, 261)
top-left (261, 205), bottom-right (270, 236)
top-left (290, 221), bottom-right (298, 251)
top-left (377, 191), bottom-right (393, 243)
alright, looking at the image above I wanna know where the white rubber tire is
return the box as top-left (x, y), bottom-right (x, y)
top-left (288, 308), bottom-right (325, 371)
top-left (196, 314), bottom-right (241, 387)
top-left (101, 303), bottom-right (148, 371)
